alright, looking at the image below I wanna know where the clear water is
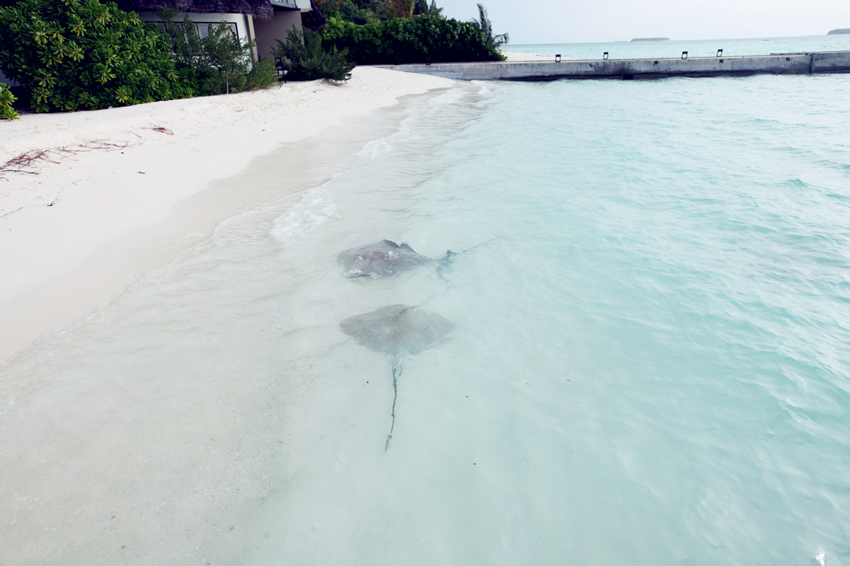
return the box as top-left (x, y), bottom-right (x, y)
top-left (4, 40), bottom-right (850, 566)
top-left (510, 34), bottom-right (850, 60)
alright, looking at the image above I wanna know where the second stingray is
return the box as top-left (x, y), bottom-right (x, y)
top-left (341, 304), bottom-right (454, 451)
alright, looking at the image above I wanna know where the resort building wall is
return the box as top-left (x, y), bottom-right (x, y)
top-left (253, 9), bottom-right (302, 61)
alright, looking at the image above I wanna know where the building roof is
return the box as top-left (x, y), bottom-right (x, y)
top-left (115, 0), bottom-right (274, 18)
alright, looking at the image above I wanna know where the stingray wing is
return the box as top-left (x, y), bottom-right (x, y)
top-left (340, 305), bottom-right (454, 357)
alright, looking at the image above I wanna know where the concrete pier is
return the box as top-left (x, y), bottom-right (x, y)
top-left (388, 51), bottom-right (850, 81)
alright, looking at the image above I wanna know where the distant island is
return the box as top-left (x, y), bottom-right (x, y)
top-left (828, 28), bottom-right (850, 35)
top-left (631, 37), bottom-right (670, 42)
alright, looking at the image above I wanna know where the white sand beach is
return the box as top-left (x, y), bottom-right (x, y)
top-left (0, 67), bottom-right (453, 565)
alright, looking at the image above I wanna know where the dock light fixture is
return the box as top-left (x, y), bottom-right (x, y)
top-left (682, 51), bottom-right (688, 59)
top-left (603, 52), bottom-right (609, 60)
top-left (555, 54), bottom-right (561, 62)
top-left (716, 49), bottom-right (723, 57)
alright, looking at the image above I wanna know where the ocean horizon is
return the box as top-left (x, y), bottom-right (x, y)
top-left (509, 33), bottom-right (850, 60)
top-left (3, 34), bottom-right (850, 565)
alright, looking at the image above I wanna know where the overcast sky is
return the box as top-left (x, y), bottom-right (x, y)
top-left (437, 0), bottom-right (850, 44)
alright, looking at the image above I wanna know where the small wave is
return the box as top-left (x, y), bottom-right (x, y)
top-left (356, 114), bottom-right (420, 163)
top-left (269, 186), bottom-right (336, 246)
top-left (473, 81), bottom-right (490, 96)
top-left (357, 135), bottom-right (396, 163)
top-left (428, 86), bottom-right (466, 107)
top-left (356, 86), bottom-right (468, 163)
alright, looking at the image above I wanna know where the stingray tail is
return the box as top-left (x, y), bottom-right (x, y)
top-left (384, 361), bottom-right (403, 452)
top-left (436, 250), bottom-right (457, 281)
top-left (436, 238), bottom-right (499, 280)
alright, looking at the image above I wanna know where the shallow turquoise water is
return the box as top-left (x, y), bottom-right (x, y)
top-left (3, 41), bottom-right (850, 566)
top-left (248, 71), bottom-right (850, 564)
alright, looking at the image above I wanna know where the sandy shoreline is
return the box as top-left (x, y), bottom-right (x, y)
top-left (0, 67), bottom-right (453, 364)
top-left (0, 68), bottom-right (455, 565)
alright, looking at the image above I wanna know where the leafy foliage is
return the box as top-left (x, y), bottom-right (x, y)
top-left (474, 3), bottom-right (507, 49)
top-left (414, 0), bottom-right (442, 18)
top-left (317, 0), bottom-right (380, 24)
top-left (274, 27), bottom-right (355, 82)
top-left (0, 83), bottom-right (19, 120)
top-left (319, 14), bottom-right (504, 65)
top-left (317, 0), bottom-right (441, 23)
top-left (160, 12), bottom-right (276, 95)
top-left (380, 0), bottom-right (414, 19)
top-left (0, 0), bottom-right (191, 112)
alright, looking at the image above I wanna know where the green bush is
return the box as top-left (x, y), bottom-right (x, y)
top-left (274, 27), bottom-right (355, 82)
top-left (317, 0), bottom-right (442, 23)
top-left (161, 13), bottom-right (277, 95)
top-left (318, 0), bottom-right (379, 24)
top-left (319, 15), bottom-right (504, 65)
top-left (0, 83), bottom-right (19, 120)
top-left (0, 0), bottom-right (191, 112)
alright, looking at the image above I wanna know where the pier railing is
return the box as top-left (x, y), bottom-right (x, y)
top-left (387, 51), bottom-right (850, 81)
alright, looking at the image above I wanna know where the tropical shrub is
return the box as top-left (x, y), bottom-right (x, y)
top-left (161, 13), bottom-right (277, 95)
top-left (319, 14), bottom-right (504, 65)
top-left (317, 0), bottom-right (442, 22)
top-left (0, 0), bottom-right (191, 112)
top-left (317, 0), bottom-right (378, 24)
top-left (0, 83), bottom-right (19, 120)
top-left (274, 27), bottom-right (355, 82)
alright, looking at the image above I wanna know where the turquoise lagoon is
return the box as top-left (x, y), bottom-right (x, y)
top-left (5, 37), bottom-right (850, 565)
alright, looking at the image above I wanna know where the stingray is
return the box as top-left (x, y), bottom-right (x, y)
top-left (340, 304), bottom-right (454, 451)
top-left (338, 239), bottom-right (456, 280)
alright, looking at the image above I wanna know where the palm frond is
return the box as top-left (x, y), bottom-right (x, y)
top-left (473, 3), bottom-right (508, 48)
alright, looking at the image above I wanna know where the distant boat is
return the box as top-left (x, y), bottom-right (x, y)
top-left (631, 37), bottom-right (670, 42)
